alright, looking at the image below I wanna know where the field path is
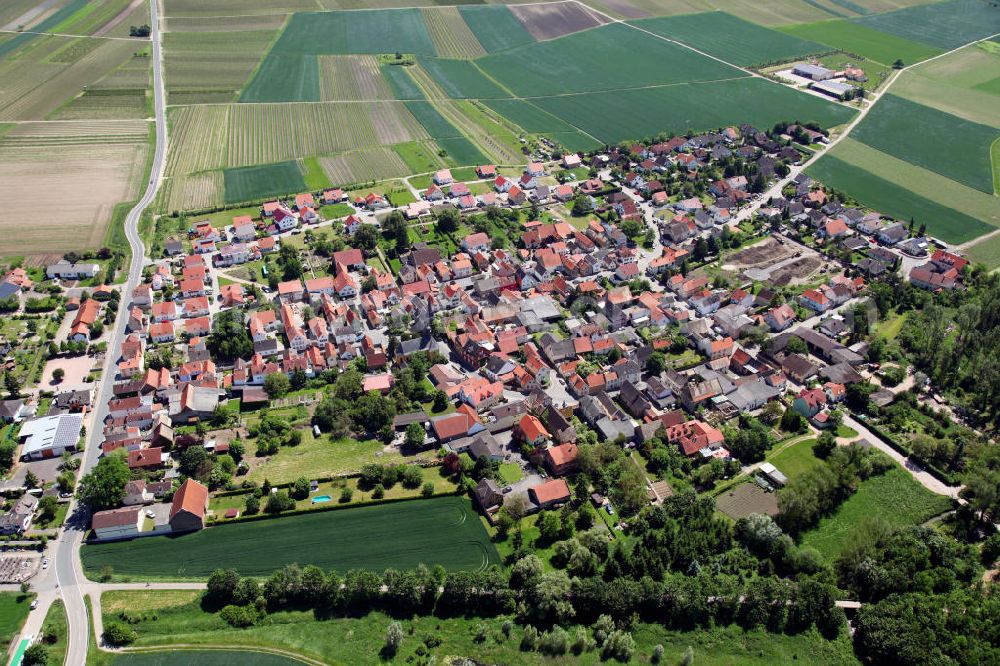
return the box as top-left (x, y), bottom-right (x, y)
top-left (956, 225), bottom-right (1000, 252)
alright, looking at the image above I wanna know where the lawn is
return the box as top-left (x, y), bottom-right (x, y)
top-left (223, 160), bottom-right (307, 205)
top-left (246, 432), bottom-right (411, 485)
top-left (853, 0), bottom-right (1000, 51)
top-left (766, 437), bottom-right (823, 479)
top-left (319, 203), bottom-right (353, 219)
top-left (0, 593), bottom-right (34, 646)
top-left (851, 94), bottom-right (1000, 195)
top-left (778, 19), bottom-right (941, 66)
top-left (100, 592), bottom-right (858, 665)
top-left (632, 12), bottom-right (830, 67)
top-left (192, 206), bottom-right (260, 229)
top-left (807, 154), bottom-right (995, 245)
top-left (799, 467), bottom-right (953, 559)
top-left (39, 600), bottom-right (68, 666)
top-left (498, 462), bottom-right (522, 485)
top-left (81, 496), bottom-right (500, 579)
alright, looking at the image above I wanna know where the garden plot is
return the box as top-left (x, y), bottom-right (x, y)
top-left (319, 147), bottom-right (411, 186)
top-left (716, 482), bottom-right (778, 519)
top-left (509, 1), bottom-right (608, 41)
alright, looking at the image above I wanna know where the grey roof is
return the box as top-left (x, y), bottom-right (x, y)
top-left (18, 413), bottom-right (83, 457)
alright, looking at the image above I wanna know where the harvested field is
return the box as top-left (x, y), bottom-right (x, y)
top-left (778, 19), bottom-right (941, 66)
top-left (422, 6), bottom-right (485, 58)
top-left (419, 57), bottom-right (509, 98)
top-left (807, 154), bottom-right (994, 244)
top-left (457, 5), bottom-right (536, 53)
top-left (271, 9), bottom-right (436, 56)
top-left (0, 122), bottom-right (149, 255)
top-left (81, 496), bottom-right (499, 577)
top-left (165, 14), bottom-right (288, 32)
top-left (509, 1), bottom-right (608, 41)
top-left (854, 0), bottom-right (1000, 50)
top-left (716, 482), bottom-right (779, 519)
top-left (163, 0), bottom-right (318, 17)
top-left (224, 160), bottom-right (306, 205)
top-left (532, 77), bottom-right (854, 145)
top-left (165, 105), bottom-right (229, 175)
top-left (892, 45), bottom-right (1000, 128)
top-left (632, 12), bottom-right (831, 67)
top-left (319, 55), bottom-right (394, 101)
top-left (162, 171), bottom-right (224, 213)
top-left (477, 23), bottom-right (742, 96)
top-left (319, 147), bottom-right (411, 185)
top-left (0, 37), bottom-right (136, 121)
top-left (852, 94), bottom-right (999, 194)
top-left (165, 29), bottom-right (279, 104)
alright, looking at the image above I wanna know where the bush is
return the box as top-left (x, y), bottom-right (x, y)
top-left (401, 465), bottom-right (422, 489)
top-left (103, 622), bottom-right (137, 646)
top-left (384, 621), bottom-right (404, 656)
top-left (520, 625), bottom-right (539, 651)
top-left (265, 490), bottom-right (294, 514)
top-left (539, 626), bottom-right (569, 655)
top-left (421, 481), bottom-right (434, 498)
top-left (601, 630), bottom-right (635, 662)
top-left (372, 484), bottom-right (385, 499)
top-left (244, 495), bottom-right (260, 515)
top-left (220, 604), bottom-right (261, 628)
top-left (339, 486), bottom-right (353, 503)
top-left (22, 644), bottom-right (47, 666)
top-left (292, 476), bottom-right (310, 500)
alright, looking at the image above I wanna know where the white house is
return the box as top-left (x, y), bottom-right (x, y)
top-left (46, 261), bottom-right (100, 280)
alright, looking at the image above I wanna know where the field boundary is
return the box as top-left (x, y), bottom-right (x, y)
top-left (106, 644), bottom-right (322, 665)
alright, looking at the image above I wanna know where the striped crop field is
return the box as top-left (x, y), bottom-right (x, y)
top-left (166, 105), bottom-right (230, 175)
top-left (166, 14), bottom-right (289, 32)
top-left (225, 103), bottom-right (403, 167)
top-left (319, 55), bottom-right (395, 101)
top-left (319, 147), bottom-right (412, 186)
top-left (422, 7), bottom-right (486, 59)
top-left (164, 30), bottom-right (278, 105)
top-left (161, 171), bottom-right (225, 214)
top-left (163, 0), bottom-right (319, 17)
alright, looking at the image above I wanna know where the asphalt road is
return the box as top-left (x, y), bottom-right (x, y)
top-left (48, 0), bottom-right (167, 662)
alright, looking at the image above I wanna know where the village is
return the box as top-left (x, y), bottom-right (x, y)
top-left (0, 119), bottom-right (971, 549)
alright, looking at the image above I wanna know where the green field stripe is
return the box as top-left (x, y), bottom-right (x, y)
top-left (799, 0), bottom-right (850, 19)
top-left (991, 135), bottom-right (1000, 197)
top-left (807, 153), bottom-right (994, 245)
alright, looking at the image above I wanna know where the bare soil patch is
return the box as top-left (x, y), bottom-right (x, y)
top-left (510, 1), bottom-right (608, 40)
top-left (768, 255), bottom-right (824, 287)
top-left (41, 355), bottom-right (95, 389)
top-left (722, 236), bottom-right (796, 270)
top-left (716, 482), bottom-right (779, 519)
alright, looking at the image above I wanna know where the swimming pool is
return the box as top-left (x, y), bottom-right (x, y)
top-left (311, 495), bottom-right (332, 504)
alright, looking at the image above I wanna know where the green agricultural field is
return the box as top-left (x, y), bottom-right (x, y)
top-left (825, 138), bottom-right (1000, 229)
top-left (0, 593), bottom-right (33, 645)
top-left (965, 231), bottom-right (1000, 270)
top-left (271, 9), bottom-right (436, 56)
top-left (892, 45), bottom-right (1000, 129)
top-left (405, 100), bottom-right (463, 138)
top-left (319, 147), bottom-right (411, 186)
top-left (808, 154), bottom-right (994, 244)
top-left (800, 468), bottom-right (952, 559)
top-left (223, 160), bottom-right (305, 205)
top-left (81, 496), bottom-right (499, 578)
top-left (239, 54), bottom-right (319, 103)
top-left (419, 58), bottom-right (509, 99)
top-left (300, 156), bottom-right (329, 189)
top-left (457, 5), bottom-right (536, 53)
top-left (851, 94), bottom-right (1000, 194)
top-left (778, 19), bottom-right (941, 65)
top-left (437, 135), bottom-right (488, 166)
top-left (381, 64), bottom-right (425, 100)
top-left (854, 0), bottom-right (1000, 50)
top-left (533, 76), bottom-right (855, 146)
top-left (394, 140), bottom-right (446, 173)
top-left (631, 12), bottom-right (831, 66)
top-left (164, 29), bottom-right (278, 104)
top-left (478, 23), bottom-right (744, 96)
top-left (422, 6), bottom-right (485, 59)
top-left (480, 98), bottom-right (601, 151)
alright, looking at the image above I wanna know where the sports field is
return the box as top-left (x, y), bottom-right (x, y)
top-left (224, 160), bottom-right (306, 205)
top-left (778, 19), bottom-right (942, 65)
top-left (850, 94), bottom-right (1000, 194)
top-left (807, 154), bottom-right (995, 244)
top-left (80, 496), bottom-right (500, 578)
top-left (799, 467), bottom-right (952, 559)
top-left (854, 0), bottom-right (1000, 50)
top-left (632, 12), bottom-right (831, 66)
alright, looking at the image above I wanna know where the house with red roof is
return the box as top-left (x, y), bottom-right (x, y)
top-left (530, 478), bottom-right (570, 508)
top-left (516, 414), bottom-right (550, 446)
top-left (544, 442), bottom-right (579, 476)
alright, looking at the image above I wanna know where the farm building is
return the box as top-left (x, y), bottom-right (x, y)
top-left (91, 506), bottom-right (143, 541)
top-left (169, 478), bottom-right (209, 532)
top-left (792, 63), bottom-right (833, 81)
top-left (811, 80), bottom-right (854, 100)
top-left (17, 414), bottom-right (83, 460)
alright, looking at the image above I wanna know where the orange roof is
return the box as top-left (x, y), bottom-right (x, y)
top-left (518, 414), bottom-right (550, 442)
top-left (531, 478), bottom-right (570, 504)
top-left (170, 478), bottom-right (208, 520)
top-left (545, 443), bottom-right (578, 467)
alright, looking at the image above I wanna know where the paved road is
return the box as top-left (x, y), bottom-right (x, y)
top-left (39, 0), bottom-right (166, 663)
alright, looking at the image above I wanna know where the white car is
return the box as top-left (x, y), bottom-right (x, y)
top-left (30, 600), bottom-right (38, 610)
